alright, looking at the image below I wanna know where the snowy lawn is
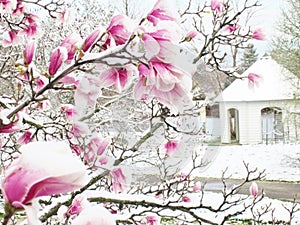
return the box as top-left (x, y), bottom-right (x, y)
top-left (198, 143), bottom-right (300, 182)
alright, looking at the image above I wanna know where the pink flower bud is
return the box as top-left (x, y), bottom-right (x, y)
top-left (23, 41), bottom-right (36, 65)
top-left (36, 77), bottom-right (45, 91)
top-left (2, 30), bottom-right (23, 47)
top-left (225, 24), bottom-right (239, 33)
top-left (60, 34), bottom-right (82, 62)
top-left (182, 196), bottom-right (191, 202)
top-left (249, 182), bottom-right (258, 197)
top-left (66, 194), bottom-right (88, 216)
top-left (252, 28), bottom-right (265, 40)
top-left (0, 122), bottom-right (21, 133)
top-left (186, 30), bottom-right (197, 39)
top-left (247, 73), bottom-right (261, 89)
top-left (193, 181), bottom-right (203, 192)
top-left (17, 131), bottom-right (32, 144)
top-left (48, 47), bottom-right (68, 76)
top-left (82, 29), bottom-right (101, 52)
top-left (146, 215), bottom-right (159, 225)
top-left (211, 0), bottom-right (224, 13)
top-left (164, 140), bottom-right (179, 156)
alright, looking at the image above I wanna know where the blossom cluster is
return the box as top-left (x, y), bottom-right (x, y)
top-left (0, 0), bottom-right (266, 224)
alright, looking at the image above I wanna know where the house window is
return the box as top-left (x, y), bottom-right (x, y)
top-left (261, 107), bottom-right (284, 144)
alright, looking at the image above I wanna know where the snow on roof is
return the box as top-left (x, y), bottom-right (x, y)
top-left (215, 56), bottom-right (299, 102)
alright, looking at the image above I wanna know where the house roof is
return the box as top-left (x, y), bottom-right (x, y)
top-left (215, 56), bottom-right (299, 102)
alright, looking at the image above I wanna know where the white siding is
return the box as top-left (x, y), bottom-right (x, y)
top-left (219, 100), bottom-right (300, 145)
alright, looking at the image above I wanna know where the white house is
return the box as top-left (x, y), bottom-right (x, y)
top-left (215, 56), bottom-right (300, 145)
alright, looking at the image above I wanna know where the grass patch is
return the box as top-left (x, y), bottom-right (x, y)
top-left (205, 136), bottom-right (221, 146)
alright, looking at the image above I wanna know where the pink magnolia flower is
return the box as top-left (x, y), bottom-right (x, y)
top-left (17, 131), bottom-right (32, 144)
top-left (103, 14), bottom-right (134, 49)
top-left (74, 75), bottom-right (101, 109)
top-left (147, 0), bottom-right (179, 26)
top-left (23, 41), bottom-right (36, 65)
top-left (164, 140), bottom-right (179, 156)
top-left (99, 64), bottom-right (137, 92)
top-left (20, 14), bottom-right (40, 39)
top-left (81, 29), bottom-right (101, 52)
top-left (2, 30), bottom-right (23, 47)
top-left (138, 61), bottom-right (181, 92)
top-left (110, 168), bottom-right (127, 193)
top-left (1, 141), bottom-right (88, 209)
top-left (211, 0), bottom-right (224, 13)
top-left (0, 0), bottom-right (17, 13)
top-left (247, 73), bottom-right (261, 89)
top-left (48, 46), bottom-right (68, 76)
top-left (60, 33), bottom-right (82, 62)
top-left (249, 181), bottom-right (258, 197)
top-left (134, 60), bottom-right (193, 113)
top-left (66, 194), bottom-right (89, 216)
top-left (71, 205), bottom-right (116, 225)
top-left (12, 0), bottom-right (25, 16)
top-left (252, 28), bottom-right (265, 40)
top-left (146, 215), bottom-right (159, 225)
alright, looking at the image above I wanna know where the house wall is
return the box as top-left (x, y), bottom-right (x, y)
top-left (219, 100), bottom-right (300, 145)
top-left (205, 117), bottom-right (221, 136)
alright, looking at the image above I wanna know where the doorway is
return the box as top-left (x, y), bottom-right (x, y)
top-left (228, 108), bottom-right (239, 143)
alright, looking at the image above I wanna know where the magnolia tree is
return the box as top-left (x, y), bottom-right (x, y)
top-left (0, 0), bottom-right (298, 224)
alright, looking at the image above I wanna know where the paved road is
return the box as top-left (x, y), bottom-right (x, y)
top-left (200, 177), bottom-right (300, 202)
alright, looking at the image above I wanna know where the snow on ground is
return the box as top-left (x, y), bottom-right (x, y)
top-left (197, 143), bottom-right (300, 182)
top-left (200, 192), bottom-right (300, 225)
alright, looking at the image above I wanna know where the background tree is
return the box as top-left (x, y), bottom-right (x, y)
top-left (271, 0), bottom-right (300, 79)
top-left (239, 43), bottom-right (258, 73)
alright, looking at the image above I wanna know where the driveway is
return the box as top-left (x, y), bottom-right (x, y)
top-left (200, 177), bottom-right (300, 202)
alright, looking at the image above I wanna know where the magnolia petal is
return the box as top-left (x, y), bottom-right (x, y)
top-left (142, 34), bottom-right (160, 59)
top-left (1, 141), bottom-right (88, 207)
top-left (100, 68), bottom-right (119, 88)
